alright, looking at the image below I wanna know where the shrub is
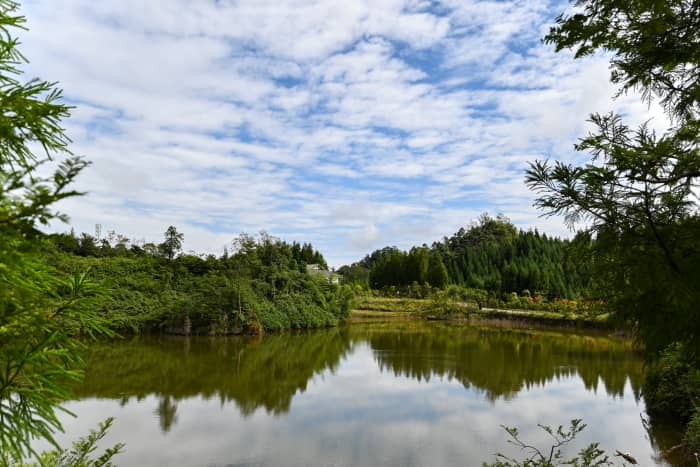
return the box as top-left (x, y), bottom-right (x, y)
top-left (685, 409), bottom-right (700, 454)
top-left (12, 418), bottom-right (123, 467)
top-left (643, 344), bottom-right (700, 421)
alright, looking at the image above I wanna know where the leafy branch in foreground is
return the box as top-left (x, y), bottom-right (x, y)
top-left (12, 417), bottom-right (124, 467)
top-left (536, 0), bottom-right (700, 459)
top-left (483, 419), bottom-right (632, 467)
top-left (0, 0), bottom-right (73, 170)
top-left (0, 0), bottom-right (116, 461)
top-left (544, 0), bottom-right (700, 122)
top-left (529, 0), bottom-right (700, 361)
top-left (0, 265), bottom-right (116, 460)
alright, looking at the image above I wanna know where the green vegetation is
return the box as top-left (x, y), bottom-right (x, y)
top-left (643, 345), bottom-right (700, 423)
top-left (45, 229), bottom-right (353, 335)
top-left (354, 296), bottom-right (432, 313)
top-left (533, 0), bottom-right (700, 362)
top-left (342, 215), bottom-right (606, 326)
top-left (16, 418), bottom-right (123, 467)
top-left (435, 215), bottom-right (590, 298)
top-left (365, 246), bottom-right (448, 289)
top-left (342, 214), bottom-right (592, 301)
top-left (353, 290), bottom-right (608, 326)
top-left (519, 0), bottom-right (700, 460)
top-left (482, 420), bottom-right (613, 467)
top-left (0, 0), bottom-right (119, 461)
top-left (2, 0), bottom-right (698, 462)
top-left (642, 344), bottom-right (700, 459)
top-left (685, 411), bottom-right (700, 456)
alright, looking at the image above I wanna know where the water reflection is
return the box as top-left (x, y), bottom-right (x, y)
top-left (76, 327), bottom-right (353, 416)
top-left (155, 396), bottom-right (178, 433)
top-left (352, 321), bottom-right (643, 401)
top-left (53, 321), bottom-right (684, 466)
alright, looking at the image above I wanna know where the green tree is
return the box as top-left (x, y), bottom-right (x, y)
top-left (159, 225), bottom-right (184, 260)
top-left (406, 246), bottom-right (429, 285)
top-left (426, 252), bottom-right (449, 288)
top-left (77, 233), bottom-right (99, 256)
top-left (544, 0), bottom-right (699, 121)
top-left (527, 0), bottom-right (700, 360)
top-left (0, 0), bottom-right (113, 461)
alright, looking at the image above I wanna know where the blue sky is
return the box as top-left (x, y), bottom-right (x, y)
top-left (20, 0), bottom-right (665, 266)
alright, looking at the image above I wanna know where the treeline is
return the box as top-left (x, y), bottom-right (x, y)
top-left (367, 247), bottom-right (449, 289)
top-left (435, 214), bottom-right (589, 297)
top-left (340, 214), bottom-right (590, 298)
top-left (45, 228), bottom-right (351, 335)
top-left (51, 228), bottom-right (328, 268)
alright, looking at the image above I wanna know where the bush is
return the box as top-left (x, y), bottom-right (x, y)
top-left (685, 409), bottom-right (700, 454)
top-left (11, 418), bottom-right (123, 467)
top-left (46, 242), bottom-right (352, 335)
top-left (643, 345), bottom-right (700, 421)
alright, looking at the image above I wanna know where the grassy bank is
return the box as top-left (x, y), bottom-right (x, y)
top-left (353, 296), bottom-right (613, 329)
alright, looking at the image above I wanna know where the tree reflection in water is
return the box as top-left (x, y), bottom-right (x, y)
top-left (70, 321), bottom-right (684, 464)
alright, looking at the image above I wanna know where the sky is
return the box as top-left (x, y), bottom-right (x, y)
top-left (19, 0), bottom-right (667, 267)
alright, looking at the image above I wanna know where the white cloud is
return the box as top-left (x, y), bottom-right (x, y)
top-left (18, 0), bottom-right (665, 266)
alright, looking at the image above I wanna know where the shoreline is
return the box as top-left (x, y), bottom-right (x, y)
top-left (351, 297), bottom-right (623, 332)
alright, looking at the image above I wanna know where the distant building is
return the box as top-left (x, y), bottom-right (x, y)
top-left (306, 264), bottom-right (340, 284)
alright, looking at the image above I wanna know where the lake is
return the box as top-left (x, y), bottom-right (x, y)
top-left (49, 320), bottom-right (684, 466)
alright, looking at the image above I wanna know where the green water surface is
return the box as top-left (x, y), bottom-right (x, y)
top-left (50, 320), bottom-right (685, 466)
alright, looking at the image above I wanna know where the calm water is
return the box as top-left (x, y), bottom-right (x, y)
top-left (48, 320), bottom-right (684, 466)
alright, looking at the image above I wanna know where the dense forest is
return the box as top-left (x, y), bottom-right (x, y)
top-left (44, 228), bottom-right (351, 335)
top-left (341, 214), bottom-right (590, 299)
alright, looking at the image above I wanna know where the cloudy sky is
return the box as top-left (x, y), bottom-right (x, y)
top-left (20, 0), bottom-right (665, 266)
